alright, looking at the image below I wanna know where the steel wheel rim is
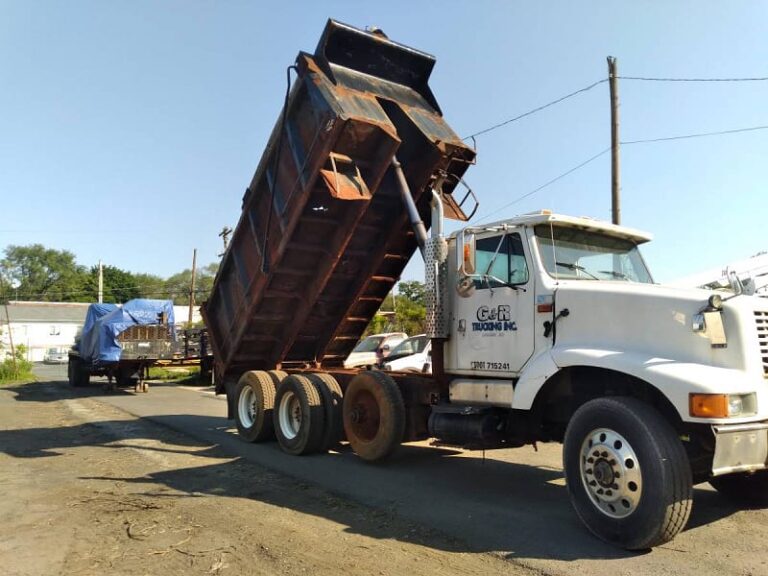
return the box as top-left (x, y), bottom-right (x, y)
top-left (348, 389), bottom-right (380, 442)
top-left (579, 427), bottom-right (643, 519)
top-left (278, 390), bottom-right (301, 440)
top-left (238, 386), bottom-right (257, 428)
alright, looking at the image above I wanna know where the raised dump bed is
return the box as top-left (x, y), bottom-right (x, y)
top-left (202, 20), bottom-right (475, 386)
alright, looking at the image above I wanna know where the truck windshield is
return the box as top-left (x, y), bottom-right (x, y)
top-left (534, 225), bottom-right (653, 283)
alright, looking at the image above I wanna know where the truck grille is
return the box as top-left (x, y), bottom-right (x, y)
top-left (757, 311), bottom-right (768, 376)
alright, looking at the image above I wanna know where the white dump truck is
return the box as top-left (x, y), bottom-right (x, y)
top-left (203, 20), bottom-right (768, 551)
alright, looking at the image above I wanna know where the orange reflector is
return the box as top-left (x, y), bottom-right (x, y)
top-left (689, 394), bottom-right (729, 418)
top-left (537, 303), bottom-right (554, 313)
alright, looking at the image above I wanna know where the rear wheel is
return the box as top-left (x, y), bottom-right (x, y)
top-left (75, 359), bottom-right (90, 387)
top-left (563, 396), bottom-right (692, 550)
top-left (343, 371), bottom-right (405, 462)
top-left (67, 358), bottom-right (76, 386)
top-left (273, 374), bottom-right (325, 455)
top-left (235, 370), bottom-right (280, 442)
top-left (306, 372), bottom-right (344, 451)
top-left (710, 470), bottom-right (768, 506)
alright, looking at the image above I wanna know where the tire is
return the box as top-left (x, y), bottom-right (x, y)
top-left (69, 357), bottom-right (88, 387)
top-left (75, 360), bottom-right (90, 387)
top-left (343, 371), bottom-right (405, 462)
top-left (68, 358), bottom-right (76, 387)
top-left (234, 370), bottom-right (280, 443)
top-left (273, 374), bottom-right (325, 455)
top-left (563, 397), bottom-right (692, 550)
top-left (117, 367), bottom-right (137, 387)
top-left (306, 372), bottom-right (344, 451)
top-left (199, 357), bottom-right (214, 386)
top-left (710, 470), bottom-right (768, 506)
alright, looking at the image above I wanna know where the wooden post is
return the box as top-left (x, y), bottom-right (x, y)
top-left (98, 260), bottom-right (103, 303)
top-left (3, 301), bottom-right (18, 376)
top-left (188, 249), bottom-right (197, 325)
top-left (608, 56), bottom-right (621, 225)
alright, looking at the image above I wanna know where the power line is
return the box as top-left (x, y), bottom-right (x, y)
top-left (472, 120), bottom-right (768, 224)
top-left (622, 124), bottom-right (768, 145)
top-left (619, 75), bottom-right (768, 82)
top-left (473, 147), bottom-right (611, 224)
top-left (462, 73), bottom-right (768, 141)
top-left (462, 79), bottom-right (608, 140)
top-left (6, 282), bottom-right (211, 302)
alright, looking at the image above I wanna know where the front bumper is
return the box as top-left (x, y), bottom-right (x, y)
top-left (712, 421), bottom-right (768, 476)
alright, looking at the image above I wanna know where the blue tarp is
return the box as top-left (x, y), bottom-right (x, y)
top-left (79, 299), bottom-right (175, 364)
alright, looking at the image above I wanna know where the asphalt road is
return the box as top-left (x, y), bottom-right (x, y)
top-left (32, 364), bottom-right (768, 575)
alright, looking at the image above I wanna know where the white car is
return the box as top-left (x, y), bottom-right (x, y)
top-left (343, 332), bottom-right (408, 369)
top-left (383, 335), bottom-right (431, 373)
top-left (44, 347), bottom-right (69, 364)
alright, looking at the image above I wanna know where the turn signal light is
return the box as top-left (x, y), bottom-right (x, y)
top-left (689, 394), bottom-right (729, 418)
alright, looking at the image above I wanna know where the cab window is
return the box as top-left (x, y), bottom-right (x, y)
top-left (474, 233), bottom-right (529, 289)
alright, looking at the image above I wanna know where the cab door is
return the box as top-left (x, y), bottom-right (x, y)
top-left (449, 231), bottom-right (535, 376)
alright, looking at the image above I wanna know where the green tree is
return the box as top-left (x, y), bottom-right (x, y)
top-left (397, 280), bottom-right (425, 306)
top-left (0, 244), bottom-right (89, 301)
top-left (164, 263), bottom-right (218, 305)
top-left (364, 281), bottom-right (427, 337)
top-left (86, 265), bottom-right (141, 303)
top-left (133, 273), bottom-right (167, 300)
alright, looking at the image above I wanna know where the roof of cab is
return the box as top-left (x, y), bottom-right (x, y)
top-left (455, 211), bottom-right (653, 244)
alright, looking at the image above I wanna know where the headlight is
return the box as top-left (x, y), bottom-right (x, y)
top-left (727, 395), bottom-right (743, 416)
top-left (689, 393), bottom-right (757, 418)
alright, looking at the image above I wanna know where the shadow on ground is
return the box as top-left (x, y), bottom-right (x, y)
top-left (1, 375), bottom-right (754, 564)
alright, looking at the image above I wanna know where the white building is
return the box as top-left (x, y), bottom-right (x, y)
top-left (173, 305), bottom-right (203, 326)
top-left (1, 301), bottom-right (90, 362)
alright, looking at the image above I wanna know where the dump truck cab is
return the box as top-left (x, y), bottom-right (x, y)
top-left (443, 211), bottom-right (768, 433)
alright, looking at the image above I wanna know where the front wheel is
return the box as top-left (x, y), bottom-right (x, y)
top-left (563, 397), bottom-right (693, 550)
top-left (710, 470), bottom-right (768, 506)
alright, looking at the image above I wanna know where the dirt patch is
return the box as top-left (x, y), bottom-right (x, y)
top-left (0, 382), bottom-right (522, 575)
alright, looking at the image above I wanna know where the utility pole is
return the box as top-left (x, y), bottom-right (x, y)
top-left (607, 56), bottom-right (621, 225)
top-left (3, 300), bottom-right (18, 377)
top-left (98, 260), bottom-right (103, 303)
top-left (218, 227), bottom-right (232, 257)
top-left (188, 249), bottom-right (197, 325)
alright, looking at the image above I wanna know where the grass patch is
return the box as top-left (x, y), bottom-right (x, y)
top-left (0, 372), bottom-right (36, 387)
top-left (147, 365), bottom-right (206, 385)
top-left (0, 349), bottom-right (35, 387)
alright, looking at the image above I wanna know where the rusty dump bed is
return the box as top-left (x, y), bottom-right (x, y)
top-left (202, 20), bottom-right (475, 382)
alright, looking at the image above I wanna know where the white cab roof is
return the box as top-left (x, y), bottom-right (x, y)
top-left (460, 212), bottom-right (653, 244)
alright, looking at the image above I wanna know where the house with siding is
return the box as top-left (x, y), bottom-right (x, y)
top-left (1, 301), bottom-right (89, 362)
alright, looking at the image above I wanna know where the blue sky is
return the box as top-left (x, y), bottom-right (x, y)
top-left (1, 1), bottom-right (766, 286)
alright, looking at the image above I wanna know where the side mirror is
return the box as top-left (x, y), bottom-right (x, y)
top-left (381, 344), bottom-right (390, 352)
